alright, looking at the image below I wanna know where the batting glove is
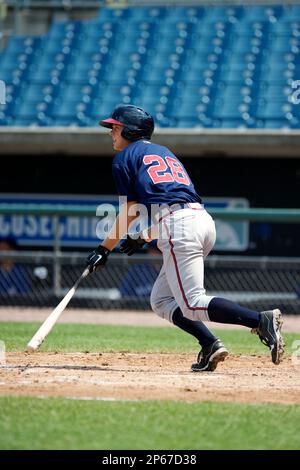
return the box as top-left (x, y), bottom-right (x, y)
top-left (86, 245), bottom-right (111, 273)
top-left (120, 234), bottom-right (146, 256)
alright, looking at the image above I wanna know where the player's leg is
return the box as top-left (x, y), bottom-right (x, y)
top-left (160, 209), bottom-right (284, 364)
top-left (158, 208), bottom-right (217, 321)
top-left (150, 265), bottom-right (220, 348)
top-left (207, 299), bottom-right (285, 365)
top-left (151, 254), bottom-right (228, 371)
top-left (200, 216), bottom-right (285, 364)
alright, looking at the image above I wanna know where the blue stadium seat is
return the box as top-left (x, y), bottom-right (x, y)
top-left (270, 37), bottom-right (299, 52)
top-left (217, 83), bottom-right (253, 95)
top-left (203, 7), bottom-right (231, 22)
top-left (17, 100), bottom-right (51, 119)
top-left (220, 69), bottom-right (259, 85)
top-left (56, 84), bottom-right (94, 103)
top-left (91, 100), bottom-right (121, 118)
top-left (176, 118), bottom-right (197, 128)
top-left (63, 61), bottom-right (105, 84)
top-left (22, 83), bottom-right (58, 102)
top-left (232, 21), bottom-right (268, 38)
top-left (264, 119), bottom-right (292, 129)
top-left (50, 118), bottom-right (75, 126)
top-left (256, 101), bottom-right (286, 119)
top-left (48, 20), bottom-right (83, 38)
top-left (98, 7), bottom-right (132, 21)
top-left (142, 66), bottom-right (181, 85)
top-left (80, 22), bottom-right (116, 39)
top-left (258, 84), bottom-right (292, 102)
top-left (282, 5), bottom-right (300, 21)
top-left (31, 54), bottom-right (71, 74)
top-left (240, 6), bottom-right (278, 22)
top-left (4, 36), bottom-right (42, 55)
top-left (213, 101), bottom-right (251, 119)
top-left (2, 4), bottom-right (300, 128)
top-left (80, 38), bottom-right (115, 56)
top-left (127, 7), bottom-right (150, 21)
top-left (176, 103), bottom-right (212, 121)
top-left (0, 100), bottom-right (15, 117)
top-left (1, 54), bottom-right (30, 70)
top-left (269, 22), bottom-right (294, 36)
top-left (0, 52), bottom-right (32, 70)
top-left (30, 66), bottom-right (66, 84)
top-left (12, 116), bottom-right (55, 127)
top-left (261, 68), bottom-right (292, 84)
top-left (41, 37), bottom-right (77, 55)
top-left (0, 66), bottom-right (29, 85)
top-left (219, 119), bottom-right (246, 129)
top-left (51, 100), bottom-right (90, 119)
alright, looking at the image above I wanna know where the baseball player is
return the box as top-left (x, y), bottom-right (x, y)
top-left (86, 105), bottom-right (285, 372)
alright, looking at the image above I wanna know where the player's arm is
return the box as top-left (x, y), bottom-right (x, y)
top-left (86, 200), bottom-right (140, 272)
top-left (102, 200), bottom-right (140, 251)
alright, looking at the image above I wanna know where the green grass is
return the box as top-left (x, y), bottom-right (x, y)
top-left (0, 321), bottom-right (298, 355)
top-left (1, 322), bottom-right (299, 450)
top-left (0, 397), bottom-right (299, 450)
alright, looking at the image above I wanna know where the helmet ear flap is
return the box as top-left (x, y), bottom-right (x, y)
top-left (121, 127), bottom-right (132, 141)
top-left (121, 127), bottom-right (140, 141)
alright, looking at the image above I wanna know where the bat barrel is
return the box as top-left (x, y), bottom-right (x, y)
top-left (25, 268), bottom-right (89, 352)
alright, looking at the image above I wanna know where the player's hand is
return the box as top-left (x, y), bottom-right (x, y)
top-left (86, 245), bottom-right (111, 273)
top-left (120, 234), bottom-right (146, 256)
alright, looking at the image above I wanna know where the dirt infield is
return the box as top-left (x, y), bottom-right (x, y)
top-left (1, 308), bottom-right (300, 404)
top-left (1, 352), bottom-right (300, 405)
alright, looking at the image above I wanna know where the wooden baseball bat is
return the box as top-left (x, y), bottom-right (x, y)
top-left (26, 268), bottom-right (90, 352)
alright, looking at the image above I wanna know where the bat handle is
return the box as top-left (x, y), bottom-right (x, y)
top-left (72, 267), bottom-right (90, 290)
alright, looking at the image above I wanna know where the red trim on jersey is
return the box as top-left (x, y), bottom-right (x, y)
top-left (163, 221), bottom-right (208, 312)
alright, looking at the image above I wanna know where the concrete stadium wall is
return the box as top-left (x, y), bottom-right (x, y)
top-left (1, 128), bottom-right (300, 157)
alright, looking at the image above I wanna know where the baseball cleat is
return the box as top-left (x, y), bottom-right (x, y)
top-left (191, 339), bottom-right (228, 372)
top-left (251, 309), bottom-right (285, 365)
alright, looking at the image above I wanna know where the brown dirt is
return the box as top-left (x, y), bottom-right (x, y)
top-left (1, 352), bottom-right (300, 405)
top-left (1, 308), bottom-right (300, 404)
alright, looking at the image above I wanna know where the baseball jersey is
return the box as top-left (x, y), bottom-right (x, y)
top-left (112, 140), bottom-right (202, 213)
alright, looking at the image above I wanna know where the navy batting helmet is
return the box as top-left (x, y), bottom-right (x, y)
top-left (99, 105), bottom-right (154, 141)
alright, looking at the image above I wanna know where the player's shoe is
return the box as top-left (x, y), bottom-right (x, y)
top-left (251, 309), bottom-right (285, 365)
top-left (191, 339), bottom-right (228, 372)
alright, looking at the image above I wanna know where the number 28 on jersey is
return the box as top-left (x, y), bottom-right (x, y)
top-left (143, 155), bottom-right (190, 186)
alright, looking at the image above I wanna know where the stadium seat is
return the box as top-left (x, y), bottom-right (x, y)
top-left (213, 101), bottom-right (251, 119)
top-left (22, 84), bottom-right (58, 102)
top-left (48, 20), bottom-right (82, 38)
top-left (1, 5), bottom-right (300, 129)
top-left (203, 7), bottom-right (232, 22)
top-left (282, 5), bottom-right (300, 21)
top-left (264, 119), bottom-right (291, 128)
top-left (3, 36), bottom-right (42, 55)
